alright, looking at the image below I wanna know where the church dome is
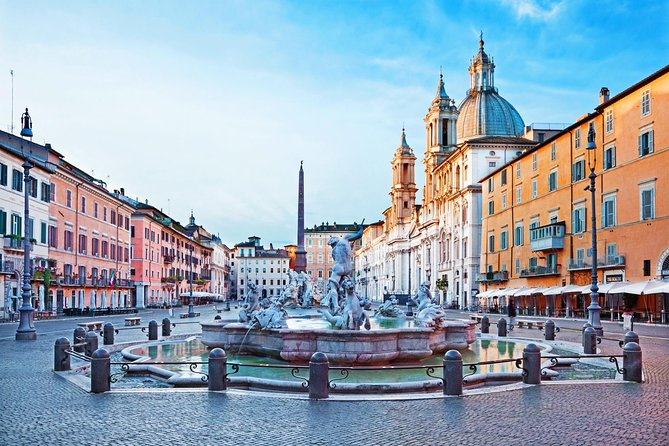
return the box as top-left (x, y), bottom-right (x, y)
top-left (457, 90), bottom-right (525, 142)
top-left (456, 36), bottom-right (525, 143)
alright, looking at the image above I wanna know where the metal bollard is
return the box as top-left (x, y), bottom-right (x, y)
top-left (162, 318), bottom-right (171, 337)
top-left (622, 342), bottom-right (642, 383)
top-left (85, 331), bottom-right (99, 357)
top-left (309, 352), bottom-right (330, 399)
top-left (497, 317), bottom-right (507, 337)
top-left (582, 322), bottom-right (593, 347)
top-left (522, 343), bottom-right (542, 385)
top-left (583, 327), bottom-right (597, 354)
top-left (73, 327), bottom-right (86, 353)
top-left (619, 331), bottom-right (639, 348)
top-left (480, 315), bottom-right (490, 334)
top-left (208, 348), bottom-right (227, 391)
top-left (148, 320), bottom-right (158, 341)
top-left (443, 350), bottom-right (463, 396)
top-left (54, 337), bottom-right (71, 372)
top-left (90, 348), bottom-right (111, 393)
top-left (102, 323), bottom-right (115, 345)
top-left (544, 319), bottom-right (556, 341)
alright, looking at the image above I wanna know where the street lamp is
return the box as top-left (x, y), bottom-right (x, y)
top-left (188, 243), bottom-right (194, 317)
top-left (585, 124), bottom-right (603, 336)
top-left (406, 248), bottom-right (413, 317)
top-left (16, 109), bottom-right (36, 341)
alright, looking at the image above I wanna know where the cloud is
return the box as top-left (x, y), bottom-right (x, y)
top-left (502, 0), bottom-right (564, 21)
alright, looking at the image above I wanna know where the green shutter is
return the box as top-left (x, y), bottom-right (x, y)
top-left (0, 210), bottom-right (6, 235)
top-left (40, 222), bottom-right (47, 244)
top-left (0, 164), bottom-right (7, 186)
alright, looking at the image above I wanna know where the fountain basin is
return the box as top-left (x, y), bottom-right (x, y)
top-left (200, 318), bottom-right (476, 365)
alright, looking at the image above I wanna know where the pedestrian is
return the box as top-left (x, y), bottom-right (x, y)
top-left (508, 296), bottom-right (517, 331)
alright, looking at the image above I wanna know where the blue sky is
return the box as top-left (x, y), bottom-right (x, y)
top-left (1, 0), bottom-right (667, 247)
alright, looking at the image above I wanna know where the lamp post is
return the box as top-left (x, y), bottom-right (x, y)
top-left (585, 125), bottom-right (603, 336)
top-left (188, 243), bottom-right (194, 317)
top-left (16, 109), bottom-right (36, 341)
top-left (406, 248), bottom-right (413, 317)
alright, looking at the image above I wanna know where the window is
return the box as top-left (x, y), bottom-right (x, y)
top-left (488, 162), bottom-right (496, 168)
top-left (102, 240), bottom-right (109, 258)
top-left (531, 179), bottom-right (537, 198)
top-left (514, 223), bottom-right (524, 246)
top-left (602, 195), bottom-right (616, 228)
top-left (66, 190), bottom-right (72, 208)
top-left (307, 239), bottom-right (312, 247)
top-left (11, 169), bottom-right (23, 191)
top-left (515, 258), bottom-right (520, 274)
top-left (50, 183), bottom-right (56, 202)
top-left (638, 129), bottom-right (654, 157)
top-left (605, 110), bottom-right (614, 133)
top-left (640, 185), bottom-right (655, 220)
top-left (604, 146), bottom-right (616, 170)
top-left (80, 196), bottom-right (86, 213)
top-left (111, 210), bottom-right (116, 225)
top-left (487, 178), bottom-right (494, 193)
top-left (606, 244), bottom-right (617, 264)
top-left (0, 210), bottom-right (7, 235)
top-left (48, 225), bottom-right (57, 247)
top-left (572, 159), bottom-right (585, 182)
top-left (78, 235), bottom-right (87, 254)
top-left (574, 128), bottom-right (581, 149)
top-left (537, 132), bottom-right (545, 143)
top-left (643, 260), bottom-right (651, 276)
top-left (501, 169), bottom-right (507, 186)
top-left (0, 163), bottom-right (6, 186)
top-left (103, 206), bottom-right (107, 222)
top-left (487, 200), bottom-right (494, 216)
top-left (27, 218), bottom-right (34, 240)
top-left (572, 207), bottom-right (586, 234)
top-left (516, 163), bottom-right (521, 178)
top-left (501, 193), bottom-right (507, 210)
top-left (515, 186), bottom-right (522, 204)
top-left (94, 202), bottom-right (99, 218)
top-left (488, 233), bottom-right (495, 253)
top-left (92, 238), bottom-right (99, 256)
top-left (64, 230), bottom-right (73, 251)
top-left (548, 170), bottom-right (558, 192)
top-left (500, 230), bottom-right (508, 250)
top-left (40, 182), bottom-right (50, 202)
top-left (550, 143), bottom-right (556, 161)
top-left (641, 90), bottom-right (651, 116)
top-left (11, 214), bottom-right (22, 236)
top-left (532, 153), bottom-right (537, 171)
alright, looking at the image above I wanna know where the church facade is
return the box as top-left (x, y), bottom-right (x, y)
top-left (356, 38), bottom-right (535, 308)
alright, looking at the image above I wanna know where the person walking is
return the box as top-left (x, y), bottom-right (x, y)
top-left (508, 296), bottom-right (517, 331)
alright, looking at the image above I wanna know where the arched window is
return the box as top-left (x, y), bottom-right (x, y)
top-left (455, 166), bottom-right (461, 189)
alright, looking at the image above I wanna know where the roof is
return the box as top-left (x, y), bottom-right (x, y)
top-left (595, 64), bottom-right (669, 111)
top-left (306, 222), bottom-right (361, 233)
top-left (457, 89), bottom-right (525, 142)
top-left (466, 136), bottom-right (536, 145)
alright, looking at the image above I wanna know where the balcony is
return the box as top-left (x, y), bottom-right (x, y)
top-left (163, 254), bottom-right (174, 264)
top-left (477, 271), bottom-right (509, 283)
top-left (520, 265), bottom-right (561, 277)
top-left (4, 237), bottom-right (26, 252)
top-left (161, 277), bottom-right (177, 284)
top-left (568, 255), bottom-right (626, 271)
top-left (530, 222), bottom-right (565, 252)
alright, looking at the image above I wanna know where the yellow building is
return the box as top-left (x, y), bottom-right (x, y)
top-left (479, 65), bottom-right (669, 321)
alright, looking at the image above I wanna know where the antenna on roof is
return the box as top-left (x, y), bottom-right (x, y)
top-left (10, 69), bottom-right (14, 134)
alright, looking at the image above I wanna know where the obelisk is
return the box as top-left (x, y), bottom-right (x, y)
top-left (294, 161), bottom-right (307, 272)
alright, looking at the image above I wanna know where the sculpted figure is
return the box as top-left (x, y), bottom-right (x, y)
top-left (415, 304), bottom-right (447, 328)
top-left (238, 283), bottom-right (260, 323)
top-left (295, 271), bottom-right (313, 308)
top-left (412, 281), bottom-right (434, 313)
top-left (322, 221), bottom-right (364, 308)
top-left (375, 295), bottom-right (404, 318)
top-left (319, 276), bottom-right (370, 330)
top-left (251, 301), bottom-right (288, 329)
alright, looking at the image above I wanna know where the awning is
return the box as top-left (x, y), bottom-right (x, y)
top-left (615, 280), bottom-right (669, 295)
top-left (542, 286), bottom-right (565, 295)
top-left (514, 287), bottom-right (545, 296)
top-left (477, 290), bottom-right (493, 298)
top-left (580, 282), bottom-right (630, 295)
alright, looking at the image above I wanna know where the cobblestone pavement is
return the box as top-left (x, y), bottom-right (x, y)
top-left (1, 306), bottom-right (668, 445)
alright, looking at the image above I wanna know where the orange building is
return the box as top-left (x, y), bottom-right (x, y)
top-left (479, 65), bottom-right (669, 320)
top-left (48, 157), bottom-right (134, 313)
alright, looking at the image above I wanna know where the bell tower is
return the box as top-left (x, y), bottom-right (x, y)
top-left (423, 71), bottom-right (459, 203)
top-left (389, 128), bottom-right (417, 226)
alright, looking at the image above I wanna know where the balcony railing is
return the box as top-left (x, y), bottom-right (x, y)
top-left (530, 222), bottom-right (565, 252)
top-left (476, 271), bottom-right (509, 283)
top-left (520, 265), bottom-right (560, 277)
top-left (568, 255), bottom-right (626, 271)
top-left (4, 237), bottom-right (26, 251)
top-left (163, 254), bottom-right (174, 264)
top-left (2, 260), bottom-right (16, 273)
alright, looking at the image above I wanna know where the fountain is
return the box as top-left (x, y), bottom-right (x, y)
top-left (201, 226), bottom-right (476, 365)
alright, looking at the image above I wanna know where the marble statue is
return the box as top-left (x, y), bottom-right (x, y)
top-left (375, 295), bottom-right (404, 318)
top-left (415, 304), bottom-right (448, 328)
top-left (319, 276), bottom-right (370, 330)
top-left (412, 280), bottom-right (435, 313)
top-left (238, 283), bottom-right (260, 323)
top-left (251, 300), bottom-right (288, 329)
top-left (295, 271), bottom-right (313, 308)
top-left (323, 221), bottom-right (364, 309)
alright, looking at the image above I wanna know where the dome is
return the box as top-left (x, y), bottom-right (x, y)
top-left (457, 90), bottom-right (525, 142)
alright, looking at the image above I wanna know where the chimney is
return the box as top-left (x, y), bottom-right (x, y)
top-left (599, 87), bottom-right (610, 104)
top-left (120, 187), bottom-right (125, 196)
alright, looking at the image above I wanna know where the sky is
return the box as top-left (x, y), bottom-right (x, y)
top-left (1, 0), bottom-right (667, 247)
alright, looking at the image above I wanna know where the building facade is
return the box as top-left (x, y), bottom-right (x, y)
top-left (479, 65), bottom-right (669, 319)
top-left (304, 222), bottom-right (361, 282)
top-left (234, 237), bottom-right (290, 300)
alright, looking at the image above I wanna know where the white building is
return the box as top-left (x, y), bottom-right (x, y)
top-left (355, 37), bottom-right (537, 309)
top-left (234, 236), bottom-right (290, 300)
top-left (0, 137), bottom-right (54, 319)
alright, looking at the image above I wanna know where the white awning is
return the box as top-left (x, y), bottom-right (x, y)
top-left (514, 287), bottom-right (545, 296)
top-left (614, 280), bottom-right (669, 295)
top-left (542, 286), bottom-right (565, 295)
top-left (580, 282), bottom-right (630, 295)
